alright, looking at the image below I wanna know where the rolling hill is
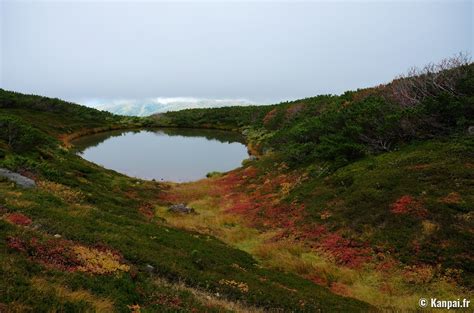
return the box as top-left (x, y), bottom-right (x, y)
top-left (0, 56), bottom-right (472, 311)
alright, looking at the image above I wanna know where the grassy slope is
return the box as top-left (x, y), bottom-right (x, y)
top-left (152, 137), bottom-right (473, 310)
top-left (0, 89), bottom-right (371, 312)
top-left (152, 64), bottom-right (474, 309)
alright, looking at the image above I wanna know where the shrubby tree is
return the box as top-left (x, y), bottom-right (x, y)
top-left (0, 116), bottom-right (52, 152)
top-left (388, 52), bottom-right (471, 107)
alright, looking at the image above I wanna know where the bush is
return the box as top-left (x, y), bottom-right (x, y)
top-left (0, 116), bottom-right (53, 152)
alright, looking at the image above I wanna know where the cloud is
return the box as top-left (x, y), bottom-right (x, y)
top-left (77, 97), bottom-right (259, 116)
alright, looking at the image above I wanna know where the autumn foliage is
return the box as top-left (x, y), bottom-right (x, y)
top-left (6, 235), bottom-right (129, 274)
top-left (390, 195), bottom-right (428, 217)
top-left (6, 213), bottom-right (32, 226)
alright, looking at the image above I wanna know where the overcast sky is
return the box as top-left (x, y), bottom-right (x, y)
top-left (1, 0), bottom-right (472, 106)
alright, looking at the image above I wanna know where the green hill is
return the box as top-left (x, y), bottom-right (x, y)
top-left (0, 57), bottom-right (472, 311)
top-left (151, 58), bottom-right (473, 309)
top-left (0, 91), bottom-right (371, 311)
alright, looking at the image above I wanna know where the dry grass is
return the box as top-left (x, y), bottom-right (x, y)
top-left (251, 239), bottom-right (469, 311)
top-left (153, 277), bottom-right (263, 313)
top-left (156, 202), bottom-right (264, 254)
top-left (5, 191), bottom-right (34, 209)
top-left (72, 245), bottom-right (130, 274)
top-left (158, 176), bottom-right (470, 312)
top-left (38, 180), bottom-right (85, 204)
top-left (31, 277), bottom-right (115, 312)
top-left (156, 180), bottom-right (266, 253)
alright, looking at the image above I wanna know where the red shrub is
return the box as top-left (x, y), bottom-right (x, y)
top-left (6, 213), bottom-right (32, 226)
top-left (242, 166), bottom-right (258, 178)
top-left (300, 225), bottom-right (327, 240)
top-left (138, 203), bottom-right (154, 220)
top-left (307, 275), bottom-right (327, 286)
top-left (390, 195), bottom-right (414, 214)
top-left (7, 236), bottom-right (81, 271)
top-left (227, 200), bottom-right (253, 214)
top-left (390, 195), bottom-right (428, 217)
top-left (330, 282), bottom-right (351, 297)
top-left (439, 192), bottom-right (461, 204)
top-left (318, 233), bottom-right (372, 268)
top-left (377, 259), bottom-right (398, 273)
top-left (6, 236), bottom-right (27, 252)
top-left (263, 108), bottom-right (278, 126)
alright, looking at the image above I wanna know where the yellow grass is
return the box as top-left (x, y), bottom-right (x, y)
top-left (153, 277), bottom-right (263, 313)
top-left (72, 245), bottom-right (130, 274)
top-left (4, 190), bottom-right (34, 209)
top-left (157, 178), bottom-right (469, 312)
top-left (38, 180), bottom-right (85, 204)
top-left (5, 198), bottom-right (34, 209)
top-left (31, 277), bottom-right (115, 312)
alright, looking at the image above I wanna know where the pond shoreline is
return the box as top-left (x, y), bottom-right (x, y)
top-left (60, 124), bottom-right (257, 156)
top-left (71, 128), bottom-right (250, 183)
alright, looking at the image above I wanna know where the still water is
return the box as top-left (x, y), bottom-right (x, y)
top-left (72, 128), bottom-right (249, 182)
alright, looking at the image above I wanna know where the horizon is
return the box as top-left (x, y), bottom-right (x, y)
top-left (1, 0), bottom-right (472, 112)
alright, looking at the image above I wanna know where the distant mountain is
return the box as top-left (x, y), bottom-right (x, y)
top-left (81, 97), bottom-right (256, 116)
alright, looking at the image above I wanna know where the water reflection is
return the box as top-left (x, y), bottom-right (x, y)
top-left (72, 128), bottom-right (248, 182)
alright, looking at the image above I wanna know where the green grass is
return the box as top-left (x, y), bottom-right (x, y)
top-left (0, 90), bottom-right (372, 312)
top-left (287, 136), bottom-right (474, 285)
top-left (1, 61), bottom-right (472, 311)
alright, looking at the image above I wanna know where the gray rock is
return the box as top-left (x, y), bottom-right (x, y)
top-left (468, 126), bottom-right (474, 135)
top-left (0, 168), bottom-right (36, 189)
top-left (168, 203), bottom-right (196, 214)
top-left (53, 234), bottom-right (62, 238)
top-left (31, 223), bottom-right (42, 230)
top-left (145, 264), bottom-right (155, 273)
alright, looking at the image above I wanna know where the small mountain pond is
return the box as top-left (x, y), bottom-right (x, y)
top-left (72, 128), bottom-right (249, 182)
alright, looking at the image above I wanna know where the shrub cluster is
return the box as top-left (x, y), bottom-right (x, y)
top-left (159, 56), bottom-right (473, 169)
top-left (0, 115), bottom-right (53, 152)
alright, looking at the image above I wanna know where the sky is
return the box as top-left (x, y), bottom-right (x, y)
top-left (1, 0), bottom-right (472, 108)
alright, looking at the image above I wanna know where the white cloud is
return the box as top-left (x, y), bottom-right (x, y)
top-left (77, 97), bottom-right (259, 116)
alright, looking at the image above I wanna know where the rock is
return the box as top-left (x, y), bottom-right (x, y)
top-left (145, 264), bottom-right (154, 273)
top-left (248, 155), bottom-right (257, 161)
top-left (53, 234), bottom-right (61, 238)
top-left (468, 126), bottom-right (474, 135)
top-left (0, 168), bottom-right (36, 189)
top-left (168, 203), bottom-right (196, 214)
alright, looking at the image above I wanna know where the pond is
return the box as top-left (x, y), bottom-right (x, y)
top-left (72, 128), bottom-right (249, 182)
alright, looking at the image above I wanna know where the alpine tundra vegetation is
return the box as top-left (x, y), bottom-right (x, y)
top-left (0, 56), bottom-right (473, 311)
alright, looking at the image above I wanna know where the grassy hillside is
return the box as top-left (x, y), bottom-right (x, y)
top-left (0, 57), bottom-right (472, 311)
top-left (157, 62), bottom-right (473, 167)
top-left (152, 58), bottom-right (474, 309)
top-left (0, 90), bottom-right (371, 311)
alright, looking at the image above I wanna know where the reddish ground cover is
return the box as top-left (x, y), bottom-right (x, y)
top-left (6, 235), bottom-right (129, 274)
top-left (7, 236), bottom-right (81, 271)
top-left (390, 195), bottom-right (428, 217)
top-left (5, 213), bottom-right (32, 226)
